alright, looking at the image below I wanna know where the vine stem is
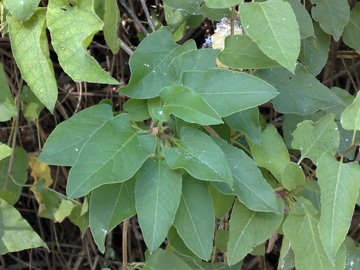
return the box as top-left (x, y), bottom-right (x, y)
top-left (230, 6), bottom-right (236, 35)
top-left (122, 220), bottom-right (129, 270)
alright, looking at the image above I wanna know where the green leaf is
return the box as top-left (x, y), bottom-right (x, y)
top-left (40, 104), bottom-right (114, 166)
top-left (167, 226), bottom-right (197, 258)
top-left (145, 249), bottom-right (192, 270)
top-left (310, 0), bottom-right (350, 41)
top-left (0, 147), bottom-right (28, 205)
top-left (278, 237), bottom-right (296, 270)
top-left (0, 144), bottom-right (12, 161)
top-left (199, 5), bottom-right (232, 21)
top-left (171, 49), bottom-right (219, 81)
top-left (162, 0), bottom-right (202, 14)
top-left (343, 3), bottom-right (360, 53)
top-left (119, 27), bottom-right (196, 98)
top-left (46, 0), bottom-right (118, 84)
top-left (30, 180), bottom-right (76, 222)
top-left (123, 99), bottom-right (150, 121)
top-left (103, 0), bottom-right (120, 54)
top-left (21, 85), bottom-right (45, 121)
top-left (6, 0), bottom-right (39, 21)
top-left (255, 65), bottom-right (346, 115)
top-left (159, 85), bottom-right (223, 125)
top-left (285, 0), bottom-right (314, 39)
top-left (283, 197), bottom-right (346, 270)
top-left (227, 201), bottom-right (283, 265)
top-left (135, 159), bottom-right (182, 252)
top-left (174, 176), bottom-right (215, 260)
top-left (216, 140), bottom-right (280, 213)
top-left (317, 154), bottom-right (360, 263)
top-left (219, 35), bottom-right (280, 69)
top-left (0, 197), bottom-right (48, 255)
top-left (205, 0), bottom-right (242, 9)
top-left (344, 237), bottom-right (360, 270)
top-left (148, 97), bottom-right (168, 122)
top-left (89, 178), bottom-right (135, 253)
top-left (291, 114), bottom-right (340, 164)
top-left (0, 63), bottom-right (17, 122)
top-left (8, 8), bottom-right (57, 112)
top-left (209, 185), bottom-right (234, 219)
top-left (68, 201), bottom-right (89, 235)
top-left (183, 69), bottom-right (278, 117)
top-left (66, 113), bottom-right (156, 198)
top-left (215, 229), bottom-right (229, 253)
top-left (281, 162), bottom-right (305, 191)
top-left (248, 125), bottom-right (290, 181)
top-left (341, 91), bottom-right (360, 135)
top-left (239, 0), bottom-right (300, 72)
top-left (299, 23), bottom-right (331, 76)
top-left (224, 108), bottom-right (261, 144)
top-left (163, 127), bottom-right (233, 185)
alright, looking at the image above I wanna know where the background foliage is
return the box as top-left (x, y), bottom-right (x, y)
top-left (0, 0), bottom-right (360, 269)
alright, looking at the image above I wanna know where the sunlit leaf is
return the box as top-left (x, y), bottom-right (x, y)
top-left (0, 197), bottom-right (48, 255)
top-left (103, 0), bottom-right (120, 54)
top-left (46, 0), bottom-right (118, 84)
top-left (240, 0), bottom-right (300, 72)
top-left (6, 0), bottom-right (39, 21)
top-left (8, 8), bottom-right (57, 112)
top-left (0, 63), bottom-right (17, 122)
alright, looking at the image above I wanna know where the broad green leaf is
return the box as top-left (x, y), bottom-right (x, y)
top-left (281, 162), bottom-right (305, 191)
top-left (209, 185), bottom-right (234, 219)
top-left (136, 159), bottom-right (182, 251)
top-left (310, 0), bottom-right (350, 41)
top-left (317, 154), bottom-right (360, 263)
top-left (299, 23), bottom-right (330, 76)
top-left (90, 178), bottom-right (136, 253)
top-left (224, 107), bottom-right (261, 144)
top-left (283, 197), bottom-right (346, 270)
top-left (0, 147), bottom-right (28, 205)
top-left (30, 180), bottom-right (76, 222)
top-left (344, 237), bottom-right (360, 270)
top-left (199, 5), bottom-right (232, 21)
top-left (148, 97), bottom-right (168, 122)
top-left (0, 144), bottom-right (12, 161)
top-left (103, 0), bottom-right (120, 54)
top-left (119, 27), bottom-right (196, 98)
top-left (167, 226), bottom-right (196, 258)
top-left (0, 198), bottom-right (48, 255)
top-left (219, 35), bottom-right (279, 69)
top-left (159, 85), bottom-right (222, 125)
top-left (66, 113), bottom-right (156, 198)
top-left (341, 92), bottom-right (360, 141)
top-left (343, 3), bottom-right (360, 53)
top-left (285, 0), bottom-right (314, 39)
top-left (145, 249), bottom-right (192, 270)
top-left (300, 181), bottom-right (321, 211)
top-left (46, 0), bottom-right (118, 84)
top-left (255, 65), bottom-right (346, 115)
top-left (227, 201), bottom-right (283, 265)
top-left (163, 127), bottom-right (233, 185)
top-left (174, 176), bottom-right (215, 260)
top-left (0, 63), bottom-right (17, 121)
top-left (291, 114), bottom-right (340, 164)
top-left (21, 85), bottom-right (45, 121)
top-left (8, 9), bottom-right (57, 112)
top-left (183, 69), bottom-right (278, 117)
top-left (123, 99), bottom-right (150, 121)
top-left (6, 0), bottom-right (39, 21)
top-left (40, 104), bottom-right (114, 166)
top-left (278, 237), bottom-right (296, 270)
top-left (217, 140), bottom-right (280, 213)
top-left (248, 125), bottom-right (290, 181)
top-left (205, 0), bottom-right (242, 9)
top-left (239, 0), bottom-right (300, 72)
top-left (68, 200), bottom-right (89, 235)
top-left (170, 49), bottom-right (219, 81)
